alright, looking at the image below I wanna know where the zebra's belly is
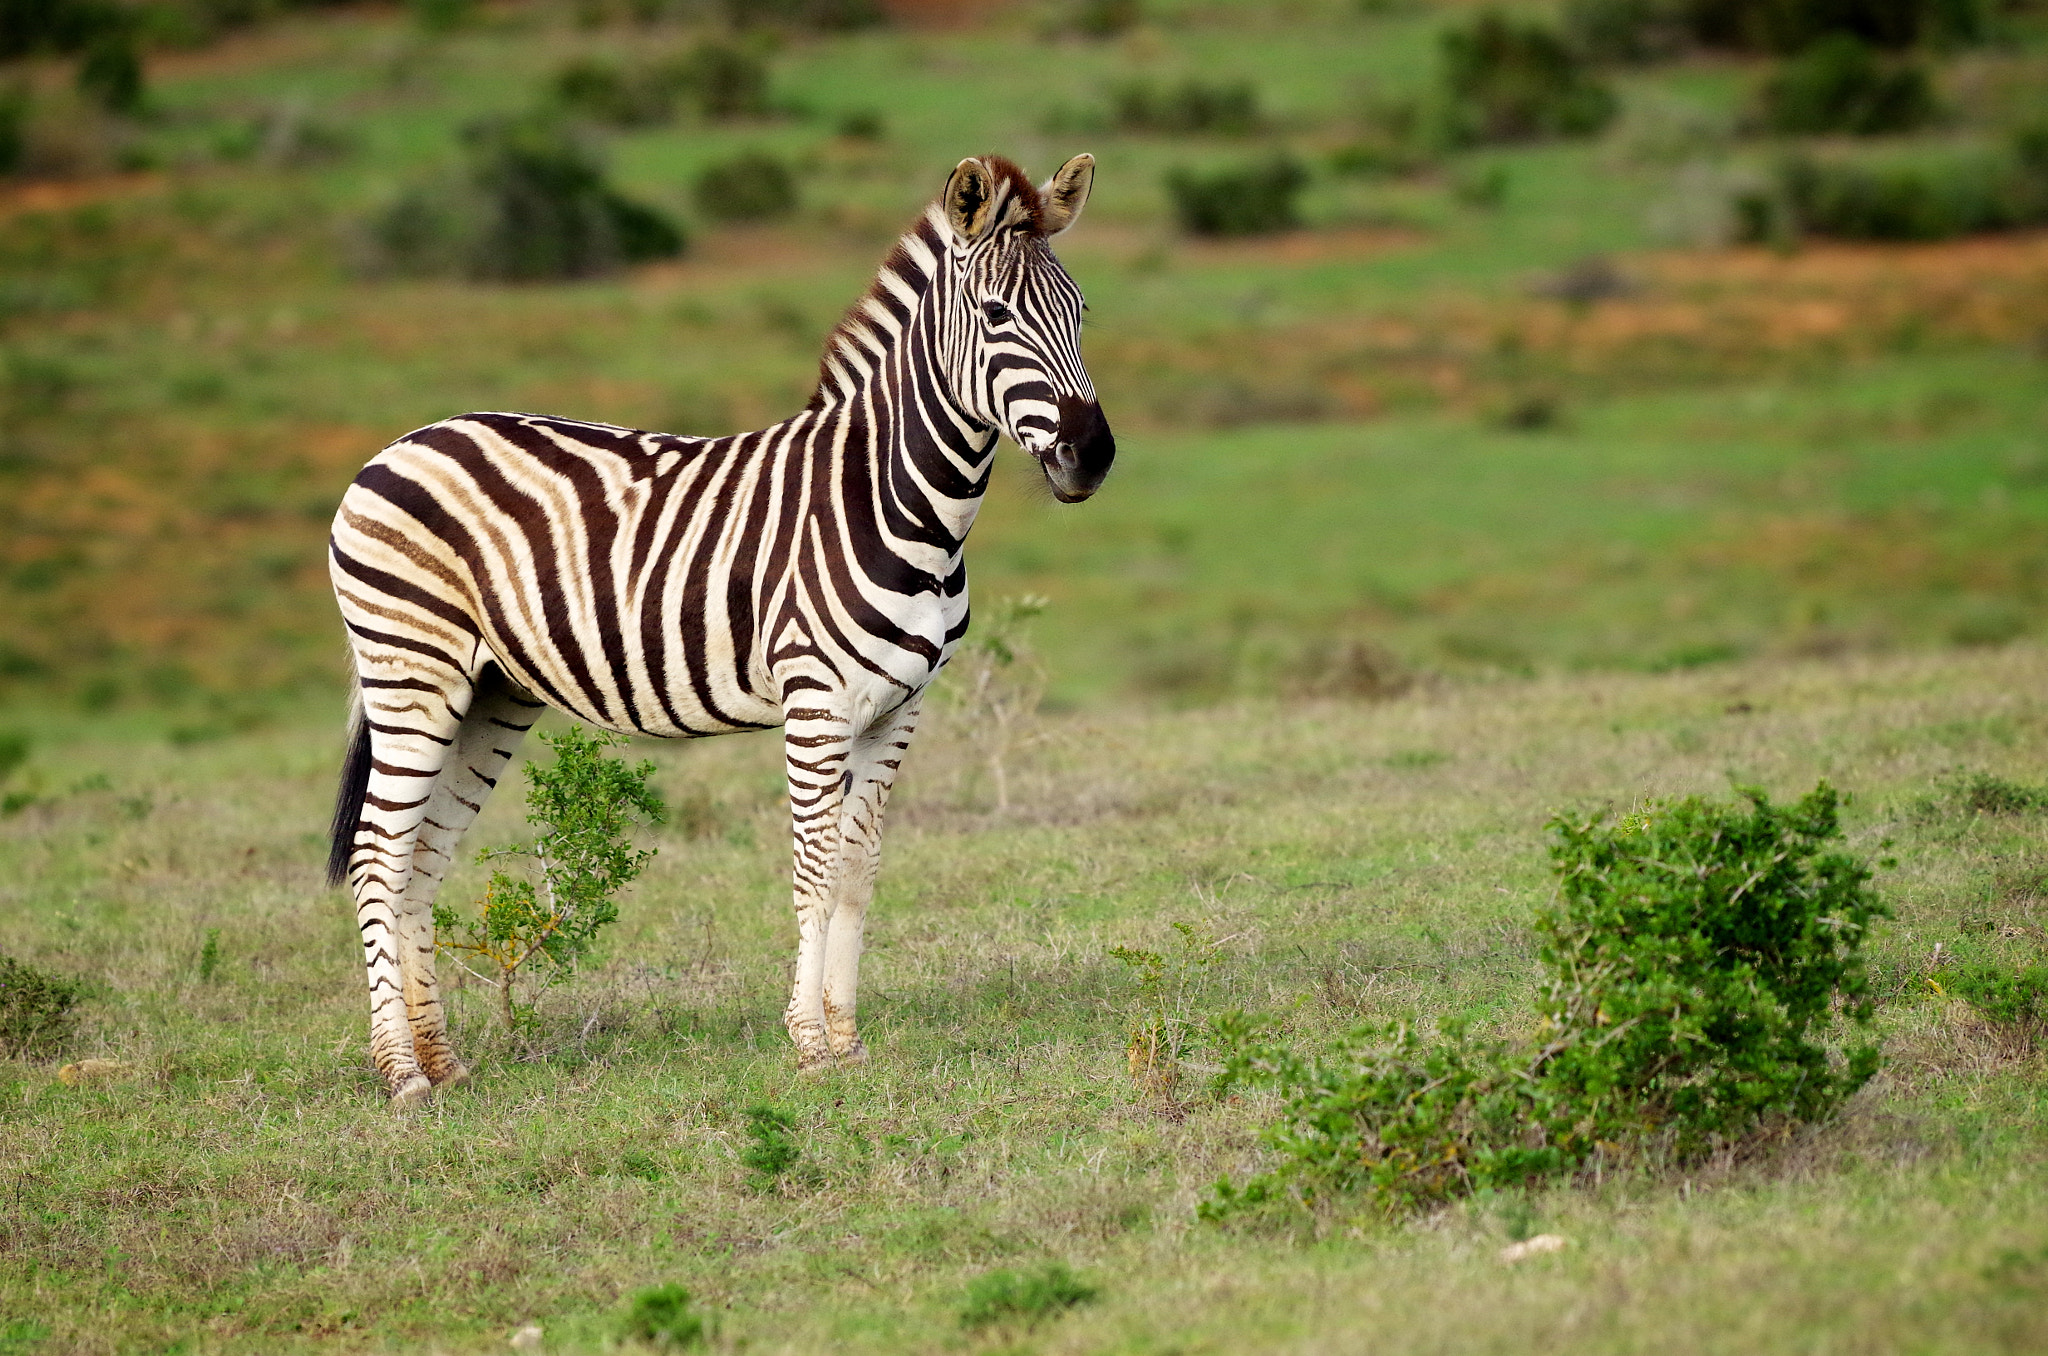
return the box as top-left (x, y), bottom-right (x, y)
top-left (478, 632), bottom-right (784, 740)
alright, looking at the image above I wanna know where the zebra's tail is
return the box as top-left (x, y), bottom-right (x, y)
top-left (326, 683), bottom-right (371, 890)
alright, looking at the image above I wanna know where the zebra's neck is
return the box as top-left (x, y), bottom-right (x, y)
top-left (802, 205), bottom-right (998, 547)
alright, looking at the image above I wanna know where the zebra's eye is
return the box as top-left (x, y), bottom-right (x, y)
top-left (982, 300), bottom-right (1014, 327)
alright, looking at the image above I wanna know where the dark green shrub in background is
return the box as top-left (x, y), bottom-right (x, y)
top-left (1165, 156), bottom-right (1306, 236)
top-left (621, 1284), bottom-right (706, 1348)
top-left (552, 57), bottom-right (684, 128)
top-left (1, 952), bottom-right (86, 1059)
top-left (1440, 11), bottom-right (1617, 145)
top-left (1071, 0), bottom-right (1142, 37)
top-left (675, 40), bottom-right (770, 120)
top-left (76, 30), bottom-right (144, 114)
top-left (368, 116), bottom-right (684, 281)
top-left (465, 118), bottom-right (683, 279)
top-left (1111, 78), bottom-right (1261, 136)
top-left (1754, 34), bottom-right (1937, 136)
top-left (1208, 783), bottom-right (1887, 1216)
top-left (725, 0), bottom-right (885, 30)
top-left (1740, 135), bottom-right (2048, 242)
top-left (693, 150), bottom-right (799, 222)
top-left (959, 1262), bottom-right (1098, 1330)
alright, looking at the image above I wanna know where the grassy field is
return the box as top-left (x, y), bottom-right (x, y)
top-left (4, 0), bottom-right (2048, 703)
top-left (6, 644), bottom-right (2048, 1353)
top-left (6, 0), bottom-right (2048, 1350)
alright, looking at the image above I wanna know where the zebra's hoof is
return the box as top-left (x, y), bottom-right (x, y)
top-left (830, 1040), bottom-right (870, 1066)
top-left (794, 1050), bottom-right (836, 1075)
top-left (388, 1074), bottom-right (434, 1110)
top-left (430, 1061), bottom-right (471, 1091)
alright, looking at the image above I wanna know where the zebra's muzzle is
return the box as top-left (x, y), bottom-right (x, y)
top-left (1040, 395), bottom-right (1115, 503)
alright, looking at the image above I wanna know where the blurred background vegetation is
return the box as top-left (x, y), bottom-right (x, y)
top-left (3, 0), bottom-right (2048, 731)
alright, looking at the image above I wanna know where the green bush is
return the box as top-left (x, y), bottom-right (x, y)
top-left (1742, 140), bottom-right (2048, 243)
top-left (433, 725), bottom-right (664, 1029)
top-left (1440, 11), bottom-right (1617, 145)
top-left (1071, 0), bottom-right (1142, 37)
top-left (1164, 156), bottom-right (1306, 236)
top-left (739, 1104), bottom-right (801, 1188)
top-left (693, 150), bottom-right (799, 222)
top-left (1945, 962), bottom-right (2048, 1029)
top-left (621, 1284), bottom-right (706, 1348)
top-left (1571, 0), bottom-right (1990, 59)
top-left (0, 952), bottom-right (86, 1059)
top-left (368, 116), bottom-right (685, 281)
top-left (552, 58), bottom-right (685, 128)
top-left (75, 31), bottom-right (144, 114)
top-left (959, 1262), bottom-right (1098, 1330)
top-left (725, 0), bottom-right (884, 30)
top-left (675, 41), bottom-right (770, 121)
top-left (1754, 35), bottom-right (1936, 136)
top-left (1111, 78), bottom-right (1261, 136)
top-left (1208, 783), bottom-right (1887, 1216)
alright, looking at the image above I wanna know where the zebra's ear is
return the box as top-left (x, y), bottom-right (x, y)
top-left (1039, 153), bottom-right (1095, 235)
top-left (943, 157), bottom-right (998, 243)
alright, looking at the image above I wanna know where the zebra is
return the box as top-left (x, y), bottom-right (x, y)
top-left (327, 153), bottom-right (1113, 1107)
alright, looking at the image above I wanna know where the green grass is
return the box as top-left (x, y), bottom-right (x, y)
top-left (5, 645), bottom-right (2048, 1352)
top-left (6, 3), bottom-right (2048, 1347)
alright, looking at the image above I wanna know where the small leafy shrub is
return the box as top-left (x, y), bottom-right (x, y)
top-left (621, 1283), bottom-right (706, 1348)
top-left (75, 31), bottom-right (144, 115)
top-left (1110, 922), bottom-right (1220, 1100)
top-left (1209, 783), bottom-right (1887, 1216)
top-left (1740, 138), bottom-right (2048, 243)
top-left (368, 117), bottom-right (685, 280)
top-left (434, 725), bottom-right (664, 1031)
top-left (1538, 783), bottom-right (1887, 1144)
top-left (552, 58), bottom-right (686, 128)
top-left (1949, 771), bottom-right (2048, 816)
top-left (0, 952), bottom-right (86, 1059)
top-left (1754, 35), bottom-right (1936, 136)
top-left (1440, 11), bottom-right (1617, 145)
top-left (1111, 78), bottom-right (1260, 136)
top-left (835, 108), bottom-right (884, 140)
top-left (1165, 156), bottom-right (1307, 236)
top-left (1945, 961), bottom-right (2048, 1025)
top-left (725, 0), bottom-right (885, 29)
top-left (675, 40), bottom-right (770, 121)
top-left (197, 928), bottom-right (221, 983)
top-left (739, 1104), bottom-right (801, 1189)
top-left (1571, 0), bottom-right (1989, 58)
top-left (693, 150), bottom-right (799, 222)
top-left (959, 1262), bottom-right (1098, 1330)
top-left (1070, 0), bottom-right (1142, 37)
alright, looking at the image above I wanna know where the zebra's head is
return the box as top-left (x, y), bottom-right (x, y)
top-left (937, 153), bottom-right (1114, 503)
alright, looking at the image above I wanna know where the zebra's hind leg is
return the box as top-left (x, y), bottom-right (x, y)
top-left (820, 700), bottom-right (922, 1065)
top-left (347, 667), bottom-right (470, 1110)
top-left (396, 667), bottom-right (544, 1090)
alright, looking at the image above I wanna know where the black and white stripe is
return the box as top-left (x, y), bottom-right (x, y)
top-left (326, 154), bottom-right (1112, 1104)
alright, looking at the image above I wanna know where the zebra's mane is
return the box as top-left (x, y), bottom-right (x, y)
top-left (808, 155), bottom-right (1045, 409)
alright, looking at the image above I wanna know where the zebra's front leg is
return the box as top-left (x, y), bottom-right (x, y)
top-left (781, 706), bottom-right (855, 1071)
top-left (820, 700), bottom-right (921, 1064)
